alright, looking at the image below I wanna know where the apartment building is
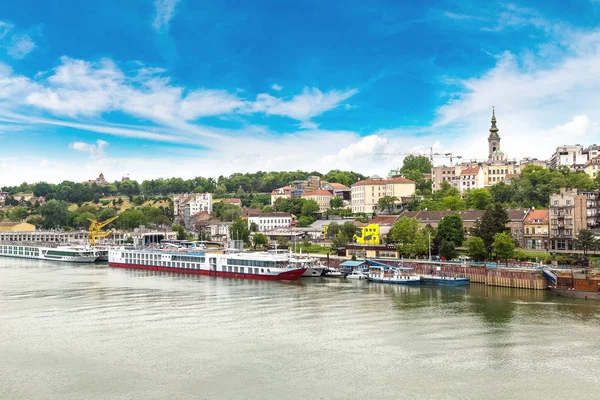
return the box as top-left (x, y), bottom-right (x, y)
top-left (507, 209), bottom-right (529, 247)
top-left (524, 209), bottom-right (549, 250)
top-left (322, 182), bottom-right (351, 201)
top-left (549, 189), bottom-right (589, 251)
top-left (549, 144), bottom-right (600, 170)
top-left (302, 189), bottom-right (334, 213)
top-left (459, 166), bottom-right (485, 192)
top-left (351, 177), bottom-right (415, 214)
top-left (583, 156), bottom-right (600, 179)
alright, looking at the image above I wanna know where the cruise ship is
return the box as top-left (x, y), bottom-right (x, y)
top-left (0, 244), bottom-right (99, 263)
top-left (108, 248), bottom-right (312, 280)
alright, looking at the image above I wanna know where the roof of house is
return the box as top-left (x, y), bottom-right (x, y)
top-left (219, 198), bottom-right (242, 204)
top-left (506, 208), bottom-right (529, 222)
top-left (302, 189), bottom-right (333, 197)
top-left (340, 260), bottom-right (367, 267)
top-left (460, 166), bottom-right (480, 175)
top-left (271, 186), bottom-right (292, 194)
top-left (525, 209), bottom-right (549, 223)
top-left (352, 177), bottom-right (414, 187)
top-left (327, 182), bottom-right (350, 189)
top-left (368, 215), bottom-right (400, 226)
top-left (247, 212), bottom-right (292, 218)
top-left (399, 210), bottom-right (486, 222)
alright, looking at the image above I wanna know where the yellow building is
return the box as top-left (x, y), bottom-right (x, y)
top-left (584, 156), bottom-right (600, 179)
top-left (351, 177), bottom-right (415, 214)
top-left (353, 224), bottom-right (380, 245)
top-left (0, 222), bottom-right (36, 232)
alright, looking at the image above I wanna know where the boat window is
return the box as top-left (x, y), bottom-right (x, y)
top-left (261, 268), bottom-right (264, 273)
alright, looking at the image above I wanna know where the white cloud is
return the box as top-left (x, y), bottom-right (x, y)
top-left (298, 121), bottom-right (319, 130)
top-left (249, 87), bottom-right (358, 121)
top-left (271, 84), bottom-right (283, 91)
top-left (152, 0), bottom-right (181, 32)
top-left (7, 34), bottom-right (35, 59)
top-left (0, 21), bottom-right (14, 40)
top-left (69, 139), bottom-right (109, 159)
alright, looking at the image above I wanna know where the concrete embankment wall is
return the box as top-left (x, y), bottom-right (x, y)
top-left (405, 263), bottom-right (548, 290)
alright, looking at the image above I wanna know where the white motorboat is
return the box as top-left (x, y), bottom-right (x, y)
top-left (346, 270), bottom-right (368, 280)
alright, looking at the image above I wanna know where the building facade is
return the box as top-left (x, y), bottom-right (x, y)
top-left (459, 166), bottom-right (485, 192)
top-left (322, 182), bottom-right (351, 201)
top-left (583, 156), bottom-right (600, 179)
top-left (549, 188), bottom-right (589, 251)
top-left (301, 190), bottom-right (334, 213)
top-left (351, 177), bottom-right (415, 214)
top-left (524, 209), bottom-right (549, 250)
top-left (270, 186), bottom-right (292, 205)
top-left (550, 145), bottom-right (588, 170)
top-left (247, 212), bottom-right (293, 233)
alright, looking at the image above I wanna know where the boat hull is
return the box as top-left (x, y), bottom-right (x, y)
top-left (369, 277), bottom-right (420, 285)
top-left (420, 276), bottom-right (470, 286)
top-left (109, 262), bottom-right (306, 281)
top-left (0, 253), bottom-right (97, 263)
top-left (302, 267), bottom-right (325, 277)
top-left (550, 287), bottom-right (600, 301)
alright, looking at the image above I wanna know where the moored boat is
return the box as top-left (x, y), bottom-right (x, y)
top-left (108, 248), bottom-right (309, 280)
top-left (0, 243), bottom-right (98, 263)
top-left (420, 274), bottom-right (470, 286)
top-left (550, 268), bottom-right (600, 301)
top-left (367, 265), bottom-right (420, 285)
top-left (346, 270), bottom-right (368, 280)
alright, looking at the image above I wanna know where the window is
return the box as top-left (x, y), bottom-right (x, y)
top-left (566, 200), bottom-right (571, 206)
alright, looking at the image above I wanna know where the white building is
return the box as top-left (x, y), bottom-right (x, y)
top-left (550, 145), bottom-right (588, 170)
top-left (270, 186), bottom-right (292, 205)
top-left (0, 189), bottom-right (7, 202)
top-left (247, 212), bottom-right (292, 232)
top-left (459, 166), bottom-right (485, 192)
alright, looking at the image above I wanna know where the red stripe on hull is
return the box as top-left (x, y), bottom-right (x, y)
top-left (108, 262), bottom-right (306, 281)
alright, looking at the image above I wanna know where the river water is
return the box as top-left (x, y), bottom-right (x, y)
top-left (1, 258), bottom-right (599, 400)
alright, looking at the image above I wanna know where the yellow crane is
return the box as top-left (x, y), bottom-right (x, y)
top-left (87, 216), bottom-right (119, 246)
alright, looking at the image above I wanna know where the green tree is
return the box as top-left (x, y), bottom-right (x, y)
top-left (176, 225), bottom-right (186, 240)
top-left (388, 217), bottom-right (428, 256)
top-left (401, 155), bottom-right (433, 174)
top-left (470, 204), bottom-right (509, 257)
top-left (439, 195), bottom-right (466, 210)
top-left (301, 199), bottom-right (320, 217)
top-left (492, 232), bottom-right (515, 265)
top-left (378, 196), bottom-right (399, 214)
top-left (341, 221), bottom-right (357, 241)
top-left (249, 222), bottom-right (258, 232)
top-left (40, 200), bottom-right (70, 229)
top-left (437, 214), bottom-right (465, 246)
top-left (297, 216), bottom-right (314, 227)
top-left (118, 209), bottom-right (148, 230)
top-left (7, 206), bottom-right (28, 221)
top-left (276, 236), bottom-right (289, 248)
top-left (325, 222), bottom-right (340, 240)
top-left (252, 233), bottom-right (269, 249)
top-left (573, 229), bottom-right (598, 255)
top-left (330, 197), bottom-right (344, 209)
top-left (440, 240), bottom-right (457, 260)
top-left (465, 189), bottom-right (492, 210)
top-left (466, 237), bottom-right (487, 261)
top-left (229, 218), bottom-right (250, 244)
top-left (332, 232), bottom-right (349, 248)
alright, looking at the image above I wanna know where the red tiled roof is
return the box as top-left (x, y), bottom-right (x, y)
top-left (460, 166), bottom-right (480, 175)
top-left (271, 186), bottom-right (292, 194)
top-left (525, 209), bottom-right (549, 223)
top-left (368, 215), bottom-right (400, 225)
top-left (352, 178), bottom-right (414, 186)
top-left (302, 189), bottom-right (333, 197)
top-left (327, 182), bottom-right (350, 189)
top-left (220, 198), bottom-right (242, 204)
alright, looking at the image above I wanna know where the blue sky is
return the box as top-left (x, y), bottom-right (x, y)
top-left (1, 0), bottom-right (600, 184)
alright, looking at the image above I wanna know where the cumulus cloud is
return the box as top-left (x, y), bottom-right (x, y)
top-left (7, 34), bottom-right (35, 59)
top-left (152, 0), bottom-right (181, 32)
top-left (69, 139), bottom-right (109, 159)
top-left (271, 83), bottom-right (283, 91)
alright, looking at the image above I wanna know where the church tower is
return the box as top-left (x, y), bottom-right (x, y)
top-left (488, 107), bottom-right (504, 162)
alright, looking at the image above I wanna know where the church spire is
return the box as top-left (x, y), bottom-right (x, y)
top-left (489, 106), bottom-right (499, 138)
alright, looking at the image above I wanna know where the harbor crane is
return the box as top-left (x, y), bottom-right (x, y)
top-left (375, 147), bottom-right (462, 163)
top-left (87, 216), bottom-right (119, 246)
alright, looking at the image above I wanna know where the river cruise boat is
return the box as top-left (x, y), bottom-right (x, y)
top-left (367, 265), bottom-right (420, 285)
top-left (0, 243), bottom-right (98, 263)
top-left (108, 248), bottom-right (310, 280)
top-left (549, 268), bottom-right (600, 301)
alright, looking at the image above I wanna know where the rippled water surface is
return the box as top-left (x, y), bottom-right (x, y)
top-left (1, 258), bottom-right (599, 400)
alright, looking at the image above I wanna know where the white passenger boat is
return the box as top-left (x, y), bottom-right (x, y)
top-left (0, 243), bottom-right (98, 263)
top-left (108, 248), bottom-right (312, 280)
top-left (367, 265), bottom-right (420, 285)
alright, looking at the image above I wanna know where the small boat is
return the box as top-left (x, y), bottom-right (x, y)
top-left (367, 265), bottom-right (420, 285)
top-left (324, 268), bottom-right (344, 277)
top-left (549, 268), bottom-right (600, 301)
top-left (420, 274), bottom-right (470, 286)
top-left (346, 270), bottom-right (368, 280)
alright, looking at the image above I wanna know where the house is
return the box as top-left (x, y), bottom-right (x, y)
top-left (247, 212), bottom-right (292, 232)
top-left (459, 166), bottom-right (485, 192)
top-left (322, 182), bottom-right (351, 201)
top-left (506, 209), bottom-right (529, 247)
top-left (368, 215), bottom-right (400, 238)
top-left (270, 186), bottom-right (292, 205)
top-left (82, 172), bottom-right (109, 186)
top-left (302, 189), bottom-right (334, 213)
top-left (524, 209), bottom-right (549, 250)
top-left (398, 210), bottom-right (486, 237)
top-left (215, 198), bottom-right (242, 208)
